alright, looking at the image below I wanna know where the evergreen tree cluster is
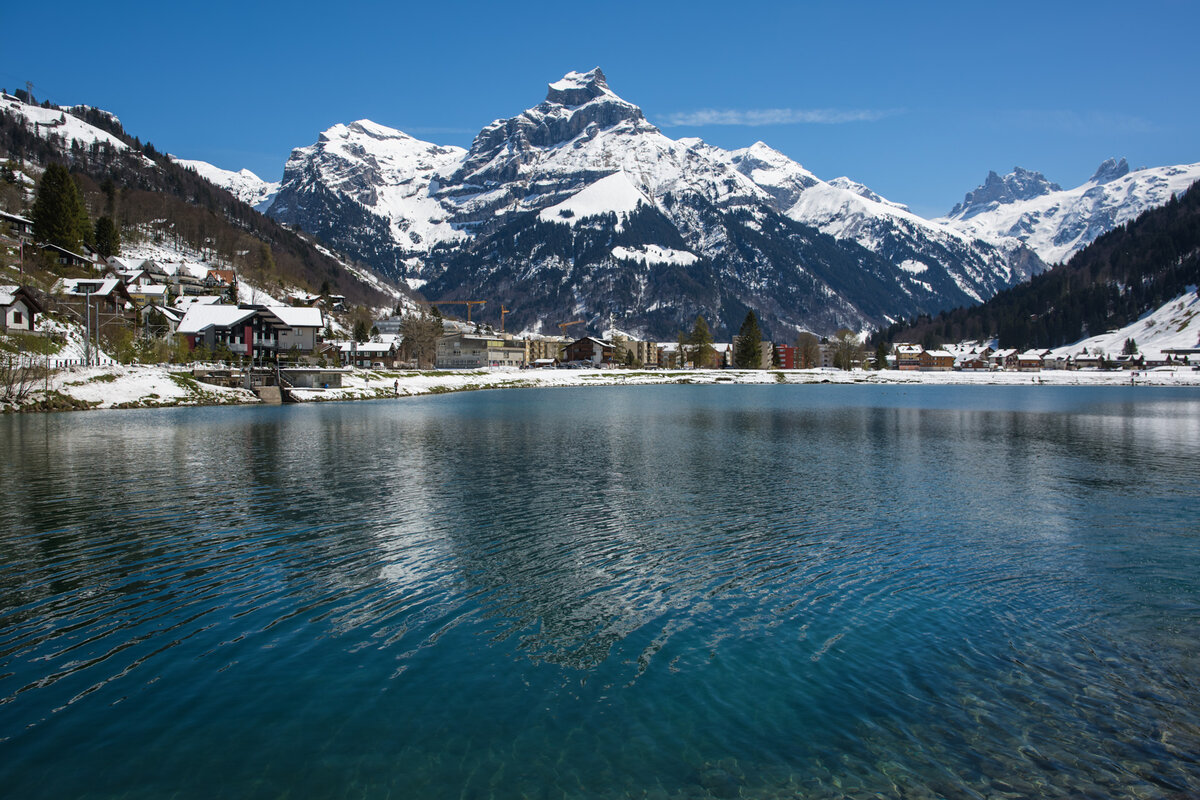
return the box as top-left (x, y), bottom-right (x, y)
top-left (876, 180), bottom-right (1200, 350)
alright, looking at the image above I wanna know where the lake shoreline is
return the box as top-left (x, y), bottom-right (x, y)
top-left (4, 362), bottom-right (1200, 413)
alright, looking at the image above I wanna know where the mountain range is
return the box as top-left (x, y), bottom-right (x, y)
top-left (940, 157), bottom-right (1200, 265)
top-left (9, 69), bottom-right (1197, 341)
top-left (237, 69), bottom-right (1065, 338)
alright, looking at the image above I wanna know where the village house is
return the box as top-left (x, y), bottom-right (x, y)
top-left (205, 269), bottom-right (236, 290)
top-left (775, 344), bottom-right (797, 369)
top-left (0, 285), bottom-right (44, 334)
top-left (340, 338), bottom-right (404, 369)
top-left (53, 277), bottom-right (137, 329)
top-left (990, 348), bottom-right (1020, 370)
top-left (895, 344), bottom-right (923, 370)
top-left (127, 284), bottom-right (170, 307)
top-left (436, 332), bottom-right (526, 368)
top-left (0, 210), bottom-right (34, 239)
top-left (140, 303), bottom-right (184, 337)
top-left (919, 349), bottom-right (955, 371)
top-left (955, 351), bottom-right (991, 371)
top-left (39, 242), bottom-right (97, 269)
top-left (1016, 351), bottom-right (1044, 371)
top-left (177, 305), bottom-right (324, 362)
top-left (563, 336), bottom-right (614, 366)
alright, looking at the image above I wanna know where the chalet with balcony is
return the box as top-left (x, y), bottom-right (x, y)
top-left (895, 344), bottom-right (923, 370)
top-left (1016, 351), bottom-right (1044, 372)
top-left (919, 349), bottom-right (955, 371)
top-left (177, 305), bottom-right (324, 362)
top-left (564, 336), bottom-right (613, 366)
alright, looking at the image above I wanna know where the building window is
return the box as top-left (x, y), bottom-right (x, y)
top-left (12, 311), bottom-right (22, 325)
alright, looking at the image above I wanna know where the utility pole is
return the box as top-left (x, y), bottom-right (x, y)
top-left (82, 289), bottom-right (92, 367)
top-left (25, 81), bottom-right (33, 103)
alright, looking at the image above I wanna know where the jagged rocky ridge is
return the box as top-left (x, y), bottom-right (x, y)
top-left (940, 158), bottom-right (1200, 265)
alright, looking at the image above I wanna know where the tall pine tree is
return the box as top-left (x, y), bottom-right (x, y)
top-left (689, 315), bottom-right (715, 369)
top-left (94, 216), bottom-right (120, 258)
top-left (734, 310), bottom-right (763, 368)
top-left (32, 163), bottom-right (91, 253)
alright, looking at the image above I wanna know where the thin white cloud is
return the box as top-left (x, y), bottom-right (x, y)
top-left (1004, 109), bottom-right (1156, 135)
top-left (660, 108), bottom-right (899, 127)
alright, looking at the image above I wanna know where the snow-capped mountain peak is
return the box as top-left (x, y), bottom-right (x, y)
top-left (1089, 156), bottom-right (1130, 184)
top-left (546, 67), bottom-right (622, 107)
top-left (267, 118), bottom-right (467, 256)
top-left (948, 167), bottom-right (1062, 219)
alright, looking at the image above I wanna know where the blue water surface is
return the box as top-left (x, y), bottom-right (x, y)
top-left (1, 384), bottom-right (1198, 798)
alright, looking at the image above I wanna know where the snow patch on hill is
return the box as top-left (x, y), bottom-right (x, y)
top-left (611, 244), bottom-right (698, 266)
top-left (537, 171), bottom-right (652, 226)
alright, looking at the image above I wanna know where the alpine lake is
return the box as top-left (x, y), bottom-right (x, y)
top-left (2, 384), bottom-right (1199, 799)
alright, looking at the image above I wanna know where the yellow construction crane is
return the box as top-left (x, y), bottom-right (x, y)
top-left (500, 306), bottom-right (512, 333)
top-left (558, 319), bottom-right (585, 336)
top-left (429, 300), bottom-right (487, 323)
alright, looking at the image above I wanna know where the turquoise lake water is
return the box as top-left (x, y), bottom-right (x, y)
top-left (1, 385), bottom-right (1199, 798)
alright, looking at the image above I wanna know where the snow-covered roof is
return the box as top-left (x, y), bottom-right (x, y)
top-left (924, 349), bottom-right (955, 358)
top-left (340, 341), bottom-right (397, 354)
top-left (0, 210), bottom-right (32, 225)
top-left (143, 304), bottom-right (184, 322)
top-left (55, 277), bottom-right (124, 297)
top-left (177, 305), bottom-right (256, 334)
top-left (174, 295), bottom-right (223, 311)
top-left (265, 306), bottom-right (323, 328)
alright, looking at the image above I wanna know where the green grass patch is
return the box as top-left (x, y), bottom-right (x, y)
top-left (168, 372), bottom-right (201, 392)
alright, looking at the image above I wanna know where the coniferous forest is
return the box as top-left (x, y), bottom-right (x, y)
top-left (875, 180), bottom-right (1200, 350)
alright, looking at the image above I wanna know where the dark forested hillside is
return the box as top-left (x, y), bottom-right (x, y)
top-left (876, 180), bottom-right (1200, 349)
top-left (0, 99), bottom-right (394, 307)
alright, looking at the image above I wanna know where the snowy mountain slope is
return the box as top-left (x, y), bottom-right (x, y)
top-left (268, 120), bottom-right (466, 274)
top-left (3, 93), bottom-right (131, 153)
top-left (172, 158), bottom-right (279, 211)
top-left (940, 159), bottom-right (1200, 264)
top-left (1050, 289), bottom-right (1200, 360)
top-left (707, 141), bottom-right (1045, 304)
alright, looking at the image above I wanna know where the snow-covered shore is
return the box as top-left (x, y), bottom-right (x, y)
top-left (5, 363), bottom-right (1199, 413)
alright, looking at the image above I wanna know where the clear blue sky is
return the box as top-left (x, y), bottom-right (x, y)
top-left (5, 0), bottom-right (1197, 217)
